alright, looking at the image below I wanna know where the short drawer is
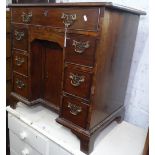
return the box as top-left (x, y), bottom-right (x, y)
top-left (6, 10), bottom-right (11, 33)
top-left (13, 50), bottom-right (28, 75)
top-left (13, 24), bottom-right (28, 51)
top-left (6, 33), bottom-right (11, 58)
top-left (8, 114), bottom-right (49, 155)
top-left (9, 131), bottom-right (41, 155)
top-left (6, 80), bottom-right (12, 99)
top-left (12, 8), bottom-right (31, 24)
top-left (65, 34), bottom-right (96, 67)
top-left (12, 7), bottom-right (99, 31)
top-left (13, 72), bottom-right (28, 98)
top-left (61, 95), bottom-right (89, 129)
top-left (6, 58), bottom-right (11, 81)
top-left (64, 64), bottom-right (93, 100)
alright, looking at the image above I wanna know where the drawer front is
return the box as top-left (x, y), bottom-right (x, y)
top-left (9, 131), bottom-right (41, 155)
top-left (64, 65), bottom-right (92, 100)
top-left (12, 7), bottom-right (99, 31)
top-left (65, 34), bottom-right (96, 66)
top-left (12, 8), bottom-right (32, 24)
top-left (14, 0), bottom-right (49, 3)
top-left (62, 95), bottom-right (89, 128)
top-left (6, 81), bottom-right (12, 99)
top-left (8, 114), bottom-right (49, 155)
top-left (6, 11), bottom-right (11, 33)
top-left (6, 33), bottom-right (11, 58)
top-left (13, 50), bottom-right (28, 75)
top-left (13, 73), bottom-right (28, 98)
top-left (6, 58), bottom-right (11, 81)
top-left (13, 24), bottom-right (28, 51)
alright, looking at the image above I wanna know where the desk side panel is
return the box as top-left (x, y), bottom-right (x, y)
top-left (90, 8), bottom-right (140, 129)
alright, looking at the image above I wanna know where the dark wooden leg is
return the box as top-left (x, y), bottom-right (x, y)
top-left (57, 106), bottom-right (125, 154)
top-left (10, 102), bottom-right (17, 109)
top-left (115, 108), bottom-right (125, 123)
top-left (71, 130), bottom-right (96, 155)
top-left (80, 136), bottom-right (95, 155)
top-left (71, 130), bottom-right (94, 155)
top-left (115, 115), bottom-right (123, 123)
top-left (9, 95), bottom-right (18, 109)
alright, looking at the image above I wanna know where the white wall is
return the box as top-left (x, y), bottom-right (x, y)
top-left (67, 0), bottom-right (149, 129)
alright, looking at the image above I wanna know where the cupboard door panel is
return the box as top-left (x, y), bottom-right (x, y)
top-left (43, 42), bottom-right (63, 107)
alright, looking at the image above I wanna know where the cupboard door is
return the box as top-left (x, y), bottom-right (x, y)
top-left (43, 42), bottom-right (63, 108)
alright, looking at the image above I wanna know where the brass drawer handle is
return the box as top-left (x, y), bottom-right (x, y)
top-left (15, 56), bottom-right (25, 66)
top-left (21, 12), bottom-right (32, 23)
top-left (15, 78), bottom-right (25, 89)
top-left (14, 30), bottom-right (25, 41)
top-left (61, 13), bottom-right (76, 27)
top-left (68, 102), bottom-right (82, 115)
top-left (73, 40), bottom-right (90, 54)
top-left (69, 73), bottom-right (85, 87)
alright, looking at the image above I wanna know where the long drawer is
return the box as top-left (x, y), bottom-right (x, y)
top-left (8, 114), bottom-right (49, 155)
top-left (12, 7), bottom-right (100, 31)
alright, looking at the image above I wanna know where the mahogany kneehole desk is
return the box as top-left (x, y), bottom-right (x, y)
top-left (9, 2), bottom-right (145, 154)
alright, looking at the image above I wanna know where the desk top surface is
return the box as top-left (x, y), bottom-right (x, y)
top-left (8, 2), bottom-right (146, 15)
